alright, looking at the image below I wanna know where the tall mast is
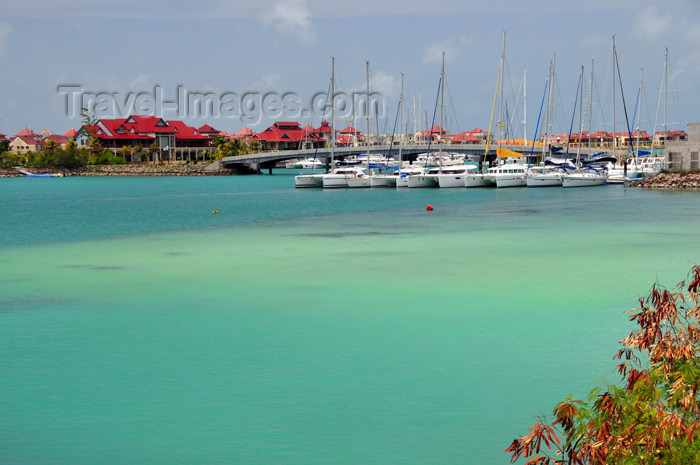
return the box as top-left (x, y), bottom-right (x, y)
top-left (577, 65), bottom-right (584, 162)
top-left (588, 58), bottom-right (594, 154)
top-left (635, 68), bottom-right (644, 156)
top-left (664, 47), bottom-right (668, 141)
top-left (366, 61), bottom-right (370, 160)
top-left (399, 72), bottom-right (404, 165)
top-left (330, 56), bottom-right (335, 170)
top-left (543, 54), bottom-right (555, 161)
top-left (498, 30), bottom-right (506, 152)
top-left (612, 35), bottom-right (616, 159)
top-left (484, 36), bottom-right (503, 170)
top-left (440, 50), bottom-right (445, 145)
top-left (523, 69), bottom-right (528, 146)
top-left (541, 59), bottom-right (552, 161)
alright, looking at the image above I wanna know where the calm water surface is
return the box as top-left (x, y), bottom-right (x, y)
top-left (1, 172), bottom-right (699, 464)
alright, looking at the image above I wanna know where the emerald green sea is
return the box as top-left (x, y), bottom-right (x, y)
top-left (2, 172), bottom-right (699, 464)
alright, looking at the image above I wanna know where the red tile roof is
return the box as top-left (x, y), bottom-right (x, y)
top-left (13, 134), bottom-right (44, 146)
top-left (169, 120), bottom-right (211, 140)
top-left (123, 115), bottom-right (175, 133)
top-left (198, 124), bottom-right (219, 134)
top-left (252, 121), bottom-right (321, 143)
top-left (46, 135), bottom-right (69, 145)
top-left (339, 126), bottom-right (363, 135)
top-left (16, 127), bottom-right (38, 137)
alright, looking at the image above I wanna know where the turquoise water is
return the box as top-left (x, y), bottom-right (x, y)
top-left (2, 173), bottom-right (700, 464)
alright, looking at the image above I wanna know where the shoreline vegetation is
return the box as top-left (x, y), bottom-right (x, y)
top-left (506, 265), bottom-right (700, 464)
top-left (0, 162), bottom-right (238, 177)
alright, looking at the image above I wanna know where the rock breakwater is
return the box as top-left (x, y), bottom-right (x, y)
top-left (0, 163), bottom-right (237, 178)
top-left (629, 172), bottom-right (700, 189)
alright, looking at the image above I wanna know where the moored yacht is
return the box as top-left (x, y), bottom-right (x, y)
top-left (294, 173), bottom-right (325, 188)
top-left (436, 164), bottom-right (478, 188)
top-left (526, 168), bottom-right (564, 187)
top-left (561, 168), bottom-right (607, 187)
top-left (486, 162), bottom-right (530, 188)
top-left (323, 167), bottom-right (367, 189)
top-left (396, 166), bottom-right (427, 188)
top-left (407, 166), bottom-right (440, 188)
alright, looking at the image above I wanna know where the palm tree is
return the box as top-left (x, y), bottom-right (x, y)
top-left (43, 139), bottom-right (57, 154)
top-left (148, 143), bottom-right (159, 163)
top-left (249, 140), bottom-right (261, 153)
top-left (119, 145), bottom-right (133, 162)
top-left (87, 136), bottom-right (101, 152)
top-left (133, 145), bottom-right (144, 162)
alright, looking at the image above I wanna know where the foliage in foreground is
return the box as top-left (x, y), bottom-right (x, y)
top-left (505, 265), bottom-right (700, 464)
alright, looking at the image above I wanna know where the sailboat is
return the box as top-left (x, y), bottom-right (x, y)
top-left (295, 58), bottom-right (334, 188)
top-left (347, 61), bottom-right (375, 188)
top-left (562, 39), bottom-right (620, 188)
top-left (405, 52), bottom-right (446, 188)
top-left (465, 33), bottom-right (508, 188)
top-left (607, 67), bottom-right (645, 183)
top-left (640, 47), bottom-right (672, 175)
top-left (527, 57), bottom-right (565, 187)
top-left (372, 73), bottom-right (405, 187)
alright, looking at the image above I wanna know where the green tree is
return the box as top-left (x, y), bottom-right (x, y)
top-left (43, 139), bottom-right (57, 153)
top-left (119, 145), bottom-right (133, 162)
top-left (133, 145), bottom-right (143, 162)
top-left (249, 140), bottom-right (261, 153)
top-left (505, 265), bottom-right (700, 465)
top-left (148, 143), bottom-right (159, 162)
top-left (81, 107), bottom-right (98, 127)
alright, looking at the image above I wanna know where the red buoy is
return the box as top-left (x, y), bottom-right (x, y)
top-left (426, 205), bottom-right (433, 211)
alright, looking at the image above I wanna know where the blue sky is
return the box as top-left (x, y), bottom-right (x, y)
top-left (1, 0), bottom-right (698, 138)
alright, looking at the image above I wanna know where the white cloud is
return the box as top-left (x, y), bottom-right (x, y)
top-left (263, 0), bottom-right (316, 45)
top-left (129, 74), bottom-right (151, 90)
top-left (372, 70), bottom-right (398, 99)
top-left (0, 21), bottom-right (11, 58)
top-left (632, 7), bottom-right (673, 43)
top-left (422, 36), bottom-right (473, 65)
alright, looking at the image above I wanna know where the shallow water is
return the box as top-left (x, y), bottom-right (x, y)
top-left (1, 173), bottom-right (699, 464)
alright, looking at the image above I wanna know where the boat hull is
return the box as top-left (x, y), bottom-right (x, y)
top-left (526, 174), bottom-right (563, 187)
top-left (370, 175), bottom-right (394, 187)
top-left (323, 174), bottom-right (350, 188)
top-left (294, 174), bottom-right (324, 188)
top-left (437, 175), bottom-right (466, 188)
top-left (562, 174), bottom-right (606, 187)
top-left (495, 175), bottom-right (527, 188)
top-left (464, 174), bottom-right (494, 188)
top-left (406, 175), bottom-right (438, 188)
top-left (346, 175), bottom-right (372, 188)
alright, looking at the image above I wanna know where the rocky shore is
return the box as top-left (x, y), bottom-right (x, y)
top-left (628, 172), bottom-right (700, 189)
top-left (0, 163), bottom-right (239, 178)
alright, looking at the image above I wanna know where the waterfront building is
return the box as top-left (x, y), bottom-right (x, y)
top-left (665, 122), bottom-right (700, 171)
top-left (9, 129), bottom-right (44, 154)
top-left (249, 121), bottom-right (323, 152)
top-left (450, 132), bottom-right (481, 144)
top-left (336, 126), bottom-right (364, 146)
top-left (228, 127), bottom-right (255, 142)
top-left (75, 115), bottom-right (213, 162)
top-left (197, 124), bottom-right (221, 138)
top-left (654, 130), bottom-right (688, 146)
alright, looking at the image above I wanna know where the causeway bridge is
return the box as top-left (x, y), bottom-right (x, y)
top-left (221, 143), bottom-right (543, 173)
